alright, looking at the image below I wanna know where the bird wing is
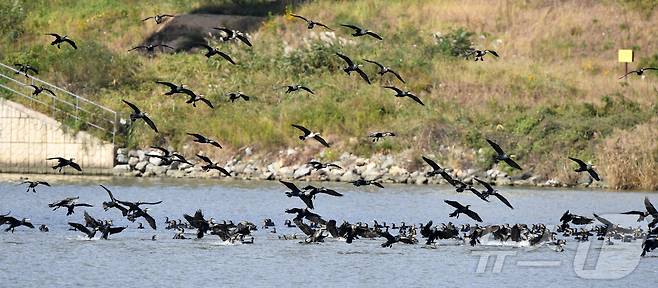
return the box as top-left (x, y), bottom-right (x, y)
top-left (645, 197), bottom-right (658, 216)
top-left (300, 86), bottom-right (314, 94)
top-left (38, 181), bottom-right (51, 186)
top-left (486, 50), bottom-right (499, 57)
top-left (444, 200), bottom-right (464, 209)
top-left (196, 154), bottom-right (213, 164)
top-left (217, 51), bottom-right (236, 64)
top-left (340, 24), bottom-right (360, 31)
top-left (235, 34), bottom-right (252, 47)
top-left (150, 146), bottom-right (170, 156)
top-left (621, 211), bottom-right (645, 216)
top-left (121, 99), bottom-right (141, 114)
top-left (468, 187), bottom-right (489, 202)
top-left (187, 133), bottom-right (205, 142)
top-left (128, 46), bottom-right (145, 51)
top-left (363, 59), bottom-right (384, 69)
top-left (365, 31), bottom-right (383, 40)
top-left (492, 193), bottom-right (514, 209)
top-left (136, 201), bottom-right (163, 206)
top-left (644, 67), bottom-right (658, 71)
top-left (486, 139), bottom-right (505, 155)
top-left (291, 124), bottom-right (311, 135)
top-left (141, 115), bottom-right (159, 133)
top-left (74, 203), bottom-right (93, 208)
top-left (142, 16), bottom-right (154, 21)
top-left (155, 81), bottom-right (178, 90)
top-left (42, 88), bottom-right (56, 96)
top-left (464, 210), bottom-right (483, 222)
top-left (280, 180), bottom-right (301, 193)
top-left (473, 178), bottom-right (494, 192)
top-left (315, 22), bottom-right (333, 30)
top-left (387, 69), bottom-right (405, 83)
top-left (378, 230), bottom-right (396, 242)
top-left (68, 222), bottom-right (94, 237)
top-left (313, 135), bottom-right (331, 147)
top-left (318, 188), bottom-right (343, 197)
top-left (199, 98), bottom-right (214, 109)
top-left (372, 182), bottom-right (385, 188)
top-left (109, 226), bottom-right (127, 235)
top-left (300, 195), bottom-right (314, 209)
top-left (290, 14), bottom-right (309, 22)
top-left (355, 67), bottom-right (371, 84)
top-left (293, 219), bottom-right (314, 236)
top-left (568, 157), bottom-right (587, 169)
top-left (159, 44), bottom-right (175, 50)
top-left (559, 210), bottom-right (571, 223)
top-left (335, 53), bottom-right (355, 66)
top-left (383, 86), bottom-right (403, 95)
top-left (440, 172), bottom-right (456, 186)
top-left (217, 167), bottom-right (231, 177)
top-left (63, 39), bottom-right (77, 49)
top-left (99, 184), bottom-right (117, 202)
top-left (407, 94), bottom-right (425, 106)
top-left (46, 33), bottom-right (61, 38)
top-left (593, 213), bottom-right (613, 227)
top-left (69, 161), bottom-right (82, 171)
top-left (504, 158), bottom-right (523, 170)
top-left (143, 213), bottom-right (157, 230)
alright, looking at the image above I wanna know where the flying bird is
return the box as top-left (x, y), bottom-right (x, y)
top-left (568, 157), bottom-right (600, 181)
top-left (196, 154), bottom-right (231, 176)
top-left (46, 33), bottom-right (77, 49)
top-left (142, 14), bottom-right (175, 24)
top-left (340, 24), bottom-right (382, 40)
top-left (20, 180), bottom-right (50, 193)
top-left (444, 200), bottom-right (483, 222)
top-left (369, 131), bottom-right (395, 142)
top-left (14, 64), bottom-right (38, 77)
top-left (363, 59), bottom-right (404, 83)
top-left (473, 178), bottom-right (514, 209)
top-left (486, 139), bottom-right (522, 170)
top-left (197, 44), bottom-right (235, 64)
top-left (155, 81), bottom-right (196, 97)
top-left (227, 91), bottom-right (250, 102)
top-left (622, 197), bottom-right (658, 227)
top-left (467, 49), bottom-right (499, 61)
top-left (291, 124), bottom-right (331, 147)
top-left (46, 157), bottom-right (82, 172)
top-left (128, 44), bottom-right (174, 53)
top-left (290, 14), bottom-right (333, 30)
top-left (26, 84), bottom-right (55, 97)
top-left (351, 178), bottom-right (384, 188)
top-left (284, 84), bottom-right (314, 94)
top-left (336, 53), bottom-right (370, 84)
top-left (619, 67), bottom-right (658, 79)
top-left (378, 230), bottom-right (415, 247)
top-left (383, 86), bottom-right (424, 106)
top-left (122, 100), bottom-right (158, 133)
top-left (185, 92), bottom-right (214, 108)
top-left (187, 133), bottom-right (222, 148)
top-left (307, 160), bottom-right (342, 171)
top-left (212, 27), bottom-right (252, 46)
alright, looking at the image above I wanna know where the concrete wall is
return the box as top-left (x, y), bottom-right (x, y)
top-left (0, 98), bottom-right (114, 174)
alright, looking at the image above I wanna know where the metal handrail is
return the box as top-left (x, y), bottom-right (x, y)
top-left (0, 62), bottom-right (118, 143)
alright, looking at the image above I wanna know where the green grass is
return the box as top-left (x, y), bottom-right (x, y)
top-left (1, 0), bottom-right (657, 189)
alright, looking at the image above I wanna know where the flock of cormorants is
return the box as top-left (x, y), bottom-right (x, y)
top-left (4, 10), bottom-right (658, 257)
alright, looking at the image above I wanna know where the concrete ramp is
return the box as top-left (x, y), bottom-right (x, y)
top-left (0, 98), bottom-right (114, 174)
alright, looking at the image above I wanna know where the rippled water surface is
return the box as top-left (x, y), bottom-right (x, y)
top-left (0, 177), bottom-right (656, 287)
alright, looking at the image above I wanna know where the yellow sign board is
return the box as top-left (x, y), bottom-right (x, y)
top-left (618, 49), bottom-right (633, 63)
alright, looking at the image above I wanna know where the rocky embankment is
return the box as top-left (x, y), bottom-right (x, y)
top-left (112, 147), bottom-right (595, 188)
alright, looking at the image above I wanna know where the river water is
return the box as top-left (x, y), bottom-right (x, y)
top-left (0, 177), bottom-right (656, 287)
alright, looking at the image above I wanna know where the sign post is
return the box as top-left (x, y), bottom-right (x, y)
top-left (618, 49), bottom-right (634, 80)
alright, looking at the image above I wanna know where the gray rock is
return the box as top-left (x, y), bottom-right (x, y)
top-left (128, 150), bottom-right (140, 158)
top-left (112, 164), bottom-right (130, 173)
top-left (149, 156), bottom-right (163, 166)
top-left (135, 161), bottom-right (148, 172)
top-left (340, 170), bottom-right (359, 182)
top-left (116, 154), bottom-right (129, 164)
top-left (415, 176), bottom-right (428, 185)
top-left (293, 165), bottom-right (313, 179)
top-left (145, 164), bottom-right (168, 176)
top-left (128, 157), bottom-right (139, 168)
top-left (165, 169), bottom-right (186, 178)
top-left (116, 148), bottom-right (128, 156)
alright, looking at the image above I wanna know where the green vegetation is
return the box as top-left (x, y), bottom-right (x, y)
top-left (1, 0), bottom-right (657, 190)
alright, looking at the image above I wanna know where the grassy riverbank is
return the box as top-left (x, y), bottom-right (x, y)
top-left (1, 0), bottom-right (657, 190)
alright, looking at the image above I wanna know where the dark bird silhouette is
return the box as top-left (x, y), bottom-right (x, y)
top-left (336, 53), bottom-right (370, 84)
top-left (187, 133), bottom-right (222, 148)
top-left (281, 180), bottom-right (315, 209)
top-left (184, 209), bottom-right (210, 239)
top-left (642, 236), bottom-right (657, 257)
top-left (622, 197), bottom-right (658, 225)
top-left (290, 14), bottom-right (333, 30)
top-left (351, 178), bottom-right (384, 188)
top-left (340, 24), bottom-right (382, 40)
top-left (122, 100), bottom-right (158, 133)
top-left (155, 81), bottom-right (196, 97)
top-left (142, 14), bottom-right (175, 24)
top-left (421, 156), bottom-right (453, 182)
top-left (184, 92), bottom-right (214, 108)
top-left (363, 59), bottom-right (404, 83)
top-left (285, 208), bottom-right (326, 225)
top-left (307, 160), bottom-right (342, 171)
top-left (46, 33), bottom-right (77, 49)
top-left (369, 131), bottom-right (395, 142)
top-left (128, 44), bottom-right (174, 53)
top-left (378, 230), bottom-right (415, 247)
top-left (467, 49), bottom-right (498, 61)
top-left (63, 202), bottom-right (93, 216)
top-left (227, 91), bottom-right (250, 102)
top-left (284, 84), bottom-right (314, 94)
top-left (444, 200), bottom-right (483, 222)
top-left (100, 185), bottom-right (129, 217)
top-left (568, 157), bottom-right (600, 181)
top-left (619, 67), bottom-right (658, 79)
top-left (26, 84), bottom-right (55, 97)
top-left (49, 197), bottom-right (92, 216)
top-left (383, 86), bottom-right (424, 106)
top-left (291, 124), bottom-right (331, 147)
top-left (2, 216), bottom-right (35, 232)
top-left (46, 157), bottom-right (82, 172)
top-left (212, 27), bottom-right (252, 46)
top-left (486, 139), bottom-right (522, 170)
top-left (197, 44), bottom-right (235, 64)
top-left (473, 178), bottom-right (514, 209)
top-left (302, 185), bottom-right (343, 197)
top-left (559, 210), bottom-right (594, 225)
top-left (196, 154), bottom-right (231, 176)
top-left (14, 64), bottom-right (38, 77)
top-left (20, 180), bottom-right (50, 193)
